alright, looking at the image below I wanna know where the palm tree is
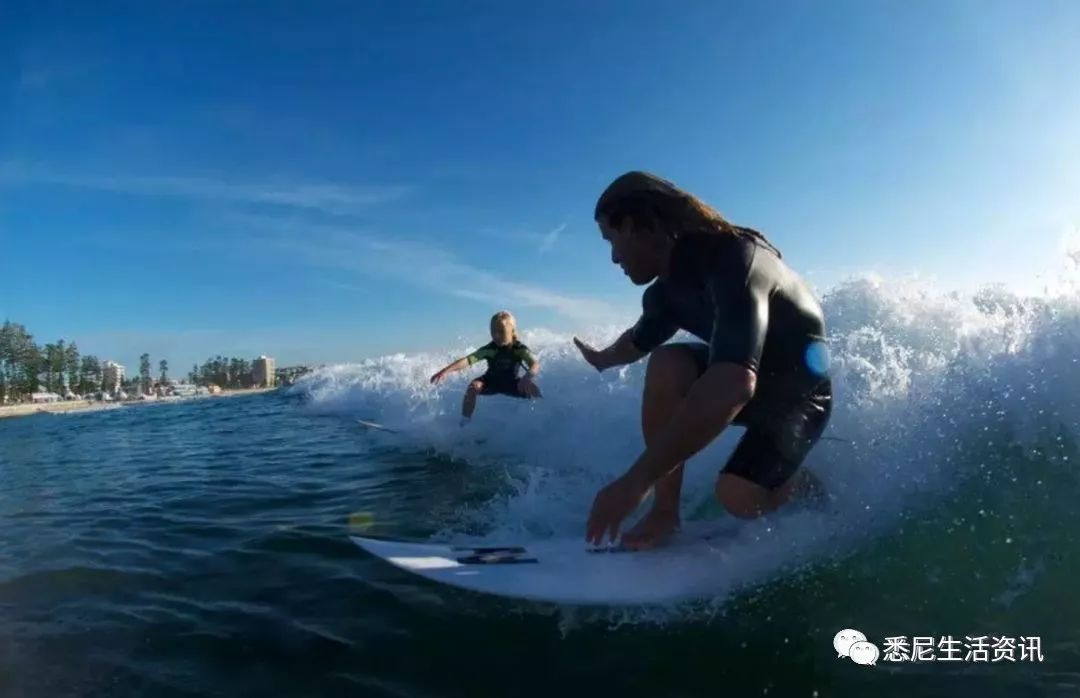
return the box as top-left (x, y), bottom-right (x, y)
top-left (159, 359), bottom-right (169, 385)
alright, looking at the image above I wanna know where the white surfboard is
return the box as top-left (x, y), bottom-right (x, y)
top-left (356, 419), bottom-right (402, 434)
top-left (351, 520), bottom-right (742, 605)
top-left (356, 418), bottom-right (491, 444)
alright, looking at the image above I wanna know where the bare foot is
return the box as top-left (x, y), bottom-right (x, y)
top-left (621, 507), bottom-right (681, 550)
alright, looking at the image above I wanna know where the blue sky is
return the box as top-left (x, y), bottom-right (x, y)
top-left (3, 0), bottom-right (1079, 372)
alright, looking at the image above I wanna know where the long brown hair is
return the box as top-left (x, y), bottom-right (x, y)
top-left (594, 171), bottom-right (781, 257)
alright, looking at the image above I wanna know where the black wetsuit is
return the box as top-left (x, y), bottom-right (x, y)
top-left (466, 341), bottom-right (537, 398)
top-left (630, 228), bottom-right (832, 490)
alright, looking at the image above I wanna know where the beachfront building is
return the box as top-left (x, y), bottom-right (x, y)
top-left (103, 361), bottom-right (125, 395)
top-left (31, 391), bottom-right (61, 404)
top-left (252, 356), bottom-right (276, 388)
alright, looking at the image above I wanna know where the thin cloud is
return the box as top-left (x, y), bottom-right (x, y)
top-left (538, 222), bottom-right (566, 253)
top-left (0, 164), bottom-right (412, 215)
top-left (475, 221), bottom-right (568, 253)
top-left (243, 217), bottom-right (615, 324)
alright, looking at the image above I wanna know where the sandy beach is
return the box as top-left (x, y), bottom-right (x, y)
top-left (0, 387), bottom-right (277, 421)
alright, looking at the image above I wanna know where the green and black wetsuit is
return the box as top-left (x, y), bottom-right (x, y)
top-left (466, 341), bottom-right (537, 398)
top-left (629, 228), bottom-right (832, 490)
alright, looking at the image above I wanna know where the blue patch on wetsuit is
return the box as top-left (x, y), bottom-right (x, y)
top-left (804, 341), bottom-right (830, 377)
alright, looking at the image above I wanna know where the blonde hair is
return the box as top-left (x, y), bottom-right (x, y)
top-left (490, 310), bottom-right (518, 342)
top-left (594, 171), bottom-right (781, 257)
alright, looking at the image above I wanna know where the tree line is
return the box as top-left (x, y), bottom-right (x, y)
top-left (188, 356), bottom-right (257, 390)
top-left (0, 320), bottom-right (175, 402)
top-left (2, 321), bottom-right (87, 402)
top-left (1, 319), bottom-right (264, 404)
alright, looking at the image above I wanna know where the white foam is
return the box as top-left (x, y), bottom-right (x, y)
top-left (293, 262), bottom-right (1080, 612)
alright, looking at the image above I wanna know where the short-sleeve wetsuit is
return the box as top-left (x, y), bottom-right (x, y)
top-left (466, 341), bottom-right (537, 398)
top-left (629, 228), bottom-right (832, 490)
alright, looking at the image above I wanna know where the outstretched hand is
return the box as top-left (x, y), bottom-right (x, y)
top-left (430, 370), bottom-right (445, 385)
top-left (573, 337), bottom-right (606, 373)
top-left (585, 472), bottom-right (649, 547)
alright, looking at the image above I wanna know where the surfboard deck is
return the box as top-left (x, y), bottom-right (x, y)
top-left (351, 520), bottom-right (740, 605)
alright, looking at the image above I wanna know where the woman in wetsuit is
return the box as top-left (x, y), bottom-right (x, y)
top-left (431, 310), bottom-right (542, 425)
top-left (574, 171), bottom-right (833, 549)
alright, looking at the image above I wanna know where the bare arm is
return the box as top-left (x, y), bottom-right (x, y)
top-left (585, 363), bottom-right (755, 545)
top-left (430, 357), bottom-right (470, 384)
top-left (573, 329), bottom-right (647, 372)
top-left (443, 357), bottom-right (470, 374)
top-left (627, 363), bottom-right (754, 489)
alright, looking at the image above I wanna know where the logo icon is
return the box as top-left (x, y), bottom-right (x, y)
top-left (834, 629), bottom-right (878, 667)
top-left (833, 629), bottom-right (867, 658)
top-left (849, 641), bottom-right (880, 666)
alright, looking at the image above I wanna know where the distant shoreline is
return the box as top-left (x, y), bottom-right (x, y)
top-left (0, 387), bottom-right (277, 421)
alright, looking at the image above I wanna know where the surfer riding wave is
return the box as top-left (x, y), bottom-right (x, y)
top-left (575, 171), bottom-right (833, 549)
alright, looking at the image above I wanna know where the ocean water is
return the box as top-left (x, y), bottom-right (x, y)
top-left (3, 275), bottom-right (1080, 697)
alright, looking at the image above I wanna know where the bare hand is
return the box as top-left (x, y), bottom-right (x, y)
top-left (573, 337), bottom-right (606, 372)
top-left (585, 472), bottom-right (649, 546)
top-left (430, 370), bottom-right (445, 385)
top-left (517, 376), bottom-right (542, 398)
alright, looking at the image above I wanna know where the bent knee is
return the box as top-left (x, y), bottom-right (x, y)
top-left (715, 473), bottom-right (779, 520)
top-left (644, 345), bottom-right (700, 398)
top-left (467, 381), bottom-right (484, 393)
